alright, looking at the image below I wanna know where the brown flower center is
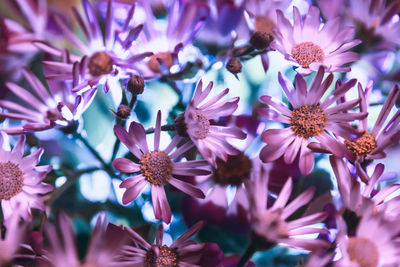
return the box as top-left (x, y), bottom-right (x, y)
top-left (146, 245), bottom-right (178, 267)
top-left (88, 51), bottom-right (113, 77)
top-left (291, 42), bottom-right (324, 68)
top-left (345, 132), bottom-right (377, 157)
top-left (290, 105), bottom-right (326, 139)
top-left (173, 113), bottom-right (188, 137)
top-left (0, 161), bottom-right (24, 200)
top-left (192, 110), bottom-right (210, 140)
top-left (214, 153), bottom-right (252, 186)
top-left (255, 16), bottom-right (275, 36)
top-left (148, 52), bottom-right (174, 73)
top-left (140, 152), bottom-right (173, 185)
top-left (347, 237), bottom-right (379, 267)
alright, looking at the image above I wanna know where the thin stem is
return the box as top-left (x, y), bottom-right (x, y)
top-left (146, 124), bottom-right (175, 134)
top-left (237, 244), bottom-right (256, 267)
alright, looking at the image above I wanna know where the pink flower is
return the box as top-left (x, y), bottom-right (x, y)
top-left (39, 212), bottom-right (126, 267)
top-left (246, 166), bottom-right (329, 252)
top-left (259, 67), bottom-right (366, 174)
top-left (0, 69), bottom-right (91, 134)
top-left (118, 221), bottom-right (210, 266)
top-left (113, 111), bottom-right (210, 224)
top-left (0, 134), bottom-right (52, 221)
top-left (175, 80), bottom-right (246, 167)
top-left (272, 6), bottom-right (361, 75)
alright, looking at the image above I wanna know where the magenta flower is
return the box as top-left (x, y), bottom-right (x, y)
top-left (246, 165), bottom-right (329, 252)
top-left (0, 69), bottom-right (91, 134)
top-left (118, 221), bottom-right (208, 266)
top-left (0, 134), bottom-right (52, 221)
top-left (40, 212), bottom-right (126, 267)
top-left (272, 6), bottom-right (361, 75)
top-left (343, 82), bottom-right (400, 180)
top-left (174, 80), bottom-right (246, 168)
top-left (113, 111), bottom-right (210, 224)
top-left (259, 67), bottom-right (366, 174)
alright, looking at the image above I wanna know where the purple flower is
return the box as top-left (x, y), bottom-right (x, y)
top-left (259, 67), bottom-right (366, 174)
top-left (175, 80), bottom-right (246, 167)
top-left (113, 111), bottom-right (210, 224)
top-left (271, 6), bottom-right (361, 75)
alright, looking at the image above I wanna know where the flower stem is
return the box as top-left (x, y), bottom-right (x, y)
top-left (146, 124), bottom-right (175, 134)
top-left (237, 244), bottom-right (256, 267)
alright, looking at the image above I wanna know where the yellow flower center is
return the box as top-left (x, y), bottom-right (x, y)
top-left (140, 152), bottom-right (173, 185)
top-left (291, 42), bottom-right (325, 68)
top-left (290, 105), bottom-right (326, 139)
top-left (345, 132), bottom-right (377, 157)
top-left (0, 161), bottom-right (24, 200)
top-left (347, 237), bottom-right (379, 267)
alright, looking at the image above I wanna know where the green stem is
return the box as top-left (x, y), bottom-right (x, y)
top-left (237, 244), bottom-right (256, 267)
top-left (145, 124), bottom-right (175, 134)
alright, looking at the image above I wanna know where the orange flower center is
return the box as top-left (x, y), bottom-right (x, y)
top-left (347, 237), bottom-right (379, 267)
top-left (214, 153), bottom-right (252, 186)
top-left (88, 51), bottom-right (113, 77)
top-left (345, 132), bottom-right (377, 157)
top-left (290, 105), bottom-right (326, 139)
top-left (148, 52), bottom-right (174, 73)
top-left (0, 161), bottom-right (24, 200)
top-left (140, 152), bottom-right (173, 185)
top-left (146, 245), bottom-right (178, 267)
top-left (291, 42), bottom-right (324, 68)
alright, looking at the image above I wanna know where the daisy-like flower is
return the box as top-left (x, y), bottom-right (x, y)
top-left (112, 111), bottom-right (210, 224)
top-left (330, 156), bottom-right (400, 219)
top-left (37, 0), bottom-right (151, 106)
top-left (0, 134), bottom-right (52, 221)
top-left (343, 82), bottom-right (400, 180)
top-left (118, 221), bottom-right (209, 266)
top-left (259, 67), bottom-right (366, 174)
top-left (174, 80), bottom-right (246, 167)
top-left (335, 210), bottom-right (400, 267)
top-left (272, 6), bottom-right (361, 75)
top-left (0, 68), bottom-right (91, 134)
top-left (39, 212), bottom-right (127, 267)
top-left (246, 166), bottom-right (329, 252)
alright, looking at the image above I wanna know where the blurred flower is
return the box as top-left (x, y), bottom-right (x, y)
top-left (246, 162), bottom-right (329, 252)
top-left (113, 111), bottom-right (210, 223)
top-left (39, 212), bottom-right (126, 267)
top-left (118, 221), bottom-right (218, 266)
top-left (174, 80), bottom-right (246, 168)
top-left (259, 67), bottom-right (366, 174)
top-left (0, 134), bottom-right (52, 221)
top-left (272, 6), bottom-right (361, 75)
top-left (343, 82), bottom-right (400, 180)
top-left (0, 69), bottom-right (90, 134)
top-left (335, 209), bottom-right (400, 266)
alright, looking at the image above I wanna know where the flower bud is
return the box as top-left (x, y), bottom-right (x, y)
top-left (250, 31), bottom-right (273, 50)
top-left (127, 75), bottom-right (145, 95)
top-left (226, 58), bottom-right (242, 74)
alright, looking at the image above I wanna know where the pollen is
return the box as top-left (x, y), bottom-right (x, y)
top-left (0, 161), bottom-right (24, 200)
top-left (291, 42), bottom-right (324, 68)
top-left (88, 51), bottom-right (113, 77)
top-left (345, 132), bottom-right (377, 157)
top-left (290, 105), bottom-right (326, 139)
top-left (146, 245), bottom-right (178, 267)
top-left (140, 152), bottom-right (173, 186)
top-left (213, 153), bottom-right (252, 186)
top-left (347, 237), bottom-right (379, 267)
top-left (192, 110), bottom-right (210, 140)
top-left (148, 52), bottom-right (174, 73)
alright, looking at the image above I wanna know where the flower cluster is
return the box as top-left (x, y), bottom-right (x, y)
top-left (1, 0), bottom-right (400, 266)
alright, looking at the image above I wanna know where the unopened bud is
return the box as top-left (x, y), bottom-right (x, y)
top-left (226, 58), bottom-right (242, 74)
top-left (250, 31), bottom-right (273, 50)
top-left (116, 105), bottom-right (131, 119)
top-left (127, 75), bottom-right (145, 95)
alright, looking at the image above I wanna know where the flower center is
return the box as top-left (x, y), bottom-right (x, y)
top-left (0, 161), bottom-right (24, 200)
top-left (213, 153), bottom-right (252, 186)
top-left (347, 237), bottom-right (379, 267)
top-left (173, 113), bottom-right (188, 137)
top-left (345, 132), bottom-right (377, 157)
top-left (291, 42), bottom-right (324, 68)
top-left (255, 16), bottom-right (275, 36)
top-left (140, 152), bottom-right (173, 185)
top-left (145, 245), bottom-right (178, 267)
top-left (290, 104), bottom-right (326, 139)
top-left (192, 110), bottom-right (210, 139)
top-left (148, 52), bottom-right (174, 73)
top-left (88, 51), bottom-right (113, 77)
